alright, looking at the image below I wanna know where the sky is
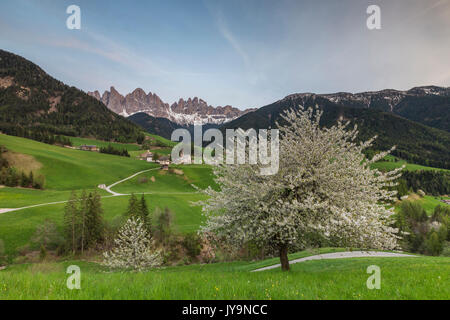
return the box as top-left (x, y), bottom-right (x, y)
top-left (0, 0), bottom-right (449, 109)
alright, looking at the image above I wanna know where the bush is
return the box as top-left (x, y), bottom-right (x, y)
top-left (39, 244), bottom-right (47, 261)
top-left (154, 207), bottom-right (174, 246)
top-left (182, 233), bottom-right (203, 259)
top-left (425, 232), bottom-right (443, 256)
top-left (31, 219), bottom-right (63, 251)
top-left (441, 242), bottom-right (450, 257)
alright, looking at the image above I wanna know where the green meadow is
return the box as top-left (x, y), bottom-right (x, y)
top-left (0, 134), bottom-right (154, 190)
top-left (371, 155), bottom-right (449, 172)
top-left (67, 136), bottom-right (142, 152)
top-left (0, 134), bottom-right (212, 258)
top-left (0, 134), bottom-right (449, 301)
top-left (0, 250), bottom-right (448, 300)
top-left (0, 193), bottom-right (207, 257)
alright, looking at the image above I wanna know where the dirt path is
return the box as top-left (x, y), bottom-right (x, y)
top-left (252, 251), bottom-right (417, 272)
top-left (101, 168), bottom-right (159, 196)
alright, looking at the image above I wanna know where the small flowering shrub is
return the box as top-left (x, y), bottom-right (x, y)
top-left (103, 217), bottom-right (162, 271)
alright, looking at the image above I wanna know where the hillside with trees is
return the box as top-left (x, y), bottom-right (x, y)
top-left (222, 95), bottom-right (450, 169)
top-left (0, 50), bottom-right (145, 144)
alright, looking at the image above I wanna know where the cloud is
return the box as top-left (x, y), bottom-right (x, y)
top-left (212, 7), bottom-right (250, 67)
top-left (44, 31), bottom-right (169, 78)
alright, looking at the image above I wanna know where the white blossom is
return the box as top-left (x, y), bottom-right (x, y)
top-left (103, 217), bottom-right (162, 271)
top-left (198, 106), bottom-right (402, 254)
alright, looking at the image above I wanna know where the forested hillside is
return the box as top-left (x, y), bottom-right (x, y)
top-left (0, 50), bottom-right (144, 143)
top-left (222, 95), bottom-right (450, 169)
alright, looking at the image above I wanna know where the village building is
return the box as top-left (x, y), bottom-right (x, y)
top-left (139, 150), bottom-right (154, 162)
top-left (158, 155), bottom-right (171, 170)
top-left (80, 145), bottom-right (99, 152)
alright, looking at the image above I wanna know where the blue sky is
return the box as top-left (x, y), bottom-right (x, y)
top-left (0, 0), bottom-right (449, 109)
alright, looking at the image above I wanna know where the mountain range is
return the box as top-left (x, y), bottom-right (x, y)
top-left (280, 87), bottom-right (449, 131)
top-left (88, 87), bottom-right (256, 125)
top-left (222, 91), bottom-right (450, 169)
top-left (90, 85), bottom-right (449, 132)
top-left (0, 49), bottom-right (449, 169)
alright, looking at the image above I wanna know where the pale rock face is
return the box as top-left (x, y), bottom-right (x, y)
top-left (89, 90), bottom-right (101, 101)
top-left (88, 87), bottom-right (255, 125)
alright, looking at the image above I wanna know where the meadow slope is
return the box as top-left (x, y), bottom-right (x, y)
top-left (0, 134), bottom-right (212, 257)
top-left (0, 250), bottom-right (448, 300)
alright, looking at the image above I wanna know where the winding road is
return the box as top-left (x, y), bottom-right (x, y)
top-left (252, 251), bottom-right (417, 272)
top-left (101, 168), bottom-right (159, 196)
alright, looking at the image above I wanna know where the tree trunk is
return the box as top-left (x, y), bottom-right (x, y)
top-left (279, 244), bottom-right (290, 271)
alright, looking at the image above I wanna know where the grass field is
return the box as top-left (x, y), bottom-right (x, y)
top-left (0, 134), bottom-right (214, 258)
top-left (372, 155), bottom-right (449, 172)
top-left (0, 133), bottom-right (447, 259)
top-left (1, 134), bottom-right (449, 301)
top-left (144, 133), bottom-right (177, 148)
top-left (394, 194), bottom-right (450, 215)
top-left (0, 192), bottom-right (207, 256)
top-left (0, 134), bottom-right (154, 190)
top-left (67, 136), bottom-right (142, 152)
top-left (414, 195), bottom-right (450, 214)
top-left (0, 249), bottom-right (447, 300)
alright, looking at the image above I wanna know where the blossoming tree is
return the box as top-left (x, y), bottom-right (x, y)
top-left (200, 107), bottom-right (402, 271)
top-left (103, 217), bottom-right (161, 271)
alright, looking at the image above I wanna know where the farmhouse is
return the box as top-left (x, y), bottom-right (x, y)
top-left (158, 155), bottom-right (171, 170)
top-left (139, 150), bottom-right (154, 162)
top-left (80, 145), bottom-right (99, 152)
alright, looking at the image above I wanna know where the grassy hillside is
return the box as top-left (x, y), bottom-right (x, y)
top-left (145, 133), bottom-right (177, 148)
top-left (113, 165), bottom-right (216, 194)
top-left (0, 134), bottom-right (448, 301)
top-left (67, 137), bottom-right (141, 152)
top-left (0, 250), bottom-right (447, 299)
top-left (372, 155), bottom-right (449, 172)
top-left (0, 133), bottom-right (153, 190)
top-left (0, 192), bottom-right (207, 256)
top-left (395, 194), bottom-right (450, 215)
top-left (0, 134), bottom-right (213, 257)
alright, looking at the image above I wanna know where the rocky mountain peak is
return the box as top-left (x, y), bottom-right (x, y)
top-left (88, 87), bottom-right (255, 124)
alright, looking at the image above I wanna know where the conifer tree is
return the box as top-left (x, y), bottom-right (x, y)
top-left (79, 190), bottom-right (88, 254)
top-left (139, 194), bottom-right (151, 231)
top-left (86, 191), bottom-right (104, 247)
top-left (64, 191), bottom-right (79, 255)
top-left (125, 193), bottom-right (140, 217)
